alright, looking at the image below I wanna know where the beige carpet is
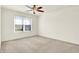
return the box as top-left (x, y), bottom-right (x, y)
top-left (1, 36), bottom-right (79, 53)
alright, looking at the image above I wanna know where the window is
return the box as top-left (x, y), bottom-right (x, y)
top-left (14, 16), bottom-right (32, 32)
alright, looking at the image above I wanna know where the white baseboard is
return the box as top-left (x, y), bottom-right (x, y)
top-left (2, 35), bottom-right (38, 42)
top-left (38, 34), bottom-right (79, 46)
top-left (2, 34), bottom-right (79, 46)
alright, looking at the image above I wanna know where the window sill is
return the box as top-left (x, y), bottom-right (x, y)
top-left (14, 31), bottom-right (32, 33)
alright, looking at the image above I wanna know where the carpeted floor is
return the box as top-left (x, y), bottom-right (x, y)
top-left (1, 36), bottom-right (79, 53)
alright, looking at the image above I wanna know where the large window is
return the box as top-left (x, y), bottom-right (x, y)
top-left (14, 16), bottom-right (32, 32)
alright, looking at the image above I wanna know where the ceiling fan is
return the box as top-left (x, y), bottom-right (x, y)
top-left (25, 5), bottom-right (44, 14)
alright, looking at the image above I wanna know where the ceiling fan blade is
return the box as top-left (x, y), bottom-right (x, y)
top-left (37, 7), bottom-right (42, 9)
top-left (25, 5), bottom-right (32, 9)
top-left (26, 10), bottom-right (32, 11)
top-left (37, 10), bottom-right (44, 12)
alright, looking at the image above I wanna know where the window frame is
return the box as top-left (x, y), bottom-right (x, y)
top-left (14, 16), bottom-right (32, 33)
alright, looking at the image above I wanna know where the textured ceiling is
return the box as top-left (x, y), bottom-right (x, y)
top-left (2, 5), bottom-right (68, 15)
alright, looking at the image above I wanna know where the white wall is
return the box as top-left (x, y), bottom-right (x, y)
top-left (0, 6), bottom-right (1, 48)
top-left (1, 8), bottom-right (38, 41)
top-left (39, 6), bottom-right (79, 45)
